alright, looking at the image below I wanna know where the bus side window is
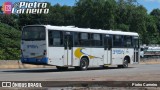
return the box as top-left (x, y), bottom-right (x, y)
top-left (49, 31), bottom-right (53, 46)
top-left (79, 33), bottom-right (90, 47)
top-left (48, 30), bottom-right (63, 47)
top-left (91, 34), bottom-right (102, 47)
top-left (74, 32), bottom-right (80, 46)
top-left (124, 36), bottom-right (133, 48)
top-left (113, 35), bottom-right (122, 47)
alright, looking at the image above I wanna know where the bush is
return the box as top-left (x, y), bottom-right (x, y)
top-left (0, 22), bottom-right (21, 60)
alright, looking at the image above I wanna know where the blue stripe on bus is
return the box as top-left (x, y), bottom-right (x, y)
top-left (21, 57), bottom-right (48, 64)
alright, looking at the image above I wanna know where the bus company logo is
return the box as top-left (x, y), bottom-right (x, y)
top-left (1, 1), bottom-right (49, 14)
top-left (113, 50), bottom-right (124, 54)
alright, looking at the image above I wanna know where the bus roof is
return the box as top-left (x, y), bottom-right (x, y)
top-left (24, 25), bottom-right (139, 36)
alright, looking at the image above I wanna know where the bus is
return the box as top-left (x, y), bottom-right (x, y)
top-left (21, 25), bottom-right (140, 70)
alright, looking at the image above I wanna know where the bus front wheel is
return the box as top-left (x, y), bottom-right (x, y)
top-left (118, 59), bottom-right (128, 68)
top-left (122, 59), bottom-right (128, 68)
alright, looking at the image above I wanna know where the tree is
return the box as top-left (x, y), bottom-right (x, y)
top-left (150, 9), bottom-right (160, 44)
top-left (117, 24), bottom-right (129, 31)
top-left (74, 0), bottom-right (117, 29)
top-left (18, 3), bottom-right (75, 28)
top-left (0, 14), bottom-right (19, 29)
top-left (150, 9), bottom-right (160, 32)
top-left (144, 15), bottom-right (158, 44)
top-left (0, 23), bottom-right (20, 60)
top-left (48, 4), bottom-right (75, 26)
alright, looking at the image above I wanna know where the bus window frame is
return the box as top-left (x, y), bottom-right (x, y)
top-left (48, 30), bottom-right (64, 47)
top-left (133, 36), bottom-right (139, 49)
top-left (112, 35), bottom-right (123, 48)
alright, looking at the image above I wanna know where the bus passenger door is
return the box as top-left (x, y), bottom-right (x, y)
top-left (64, 32), bottom-right (73, 66)
top-left (133, 37), bottom-right (139, 63)
top-left (104, 35), bottom-right (112, 64)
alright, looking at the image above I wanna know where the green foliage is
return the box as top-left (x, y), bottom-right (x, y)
top-left (0, 14), bottom-right (19, 29)
top-left (0, 23), bottom-right (20, 60)
top-left (117, 24), bottom-right (129, 31)
top-left (74, 0), bottom-right (117, 29)
top-left (74, 0), bottom-right (159, 44)
top-left (150, 9), bottom-right (160, 44)
top-left (18, 3), bottom-right (75, 27)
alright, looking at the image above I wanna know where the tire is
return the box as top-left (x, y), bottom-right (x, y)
top-left (75, 58), bottom-right (89, 70)
top-left (118, 59), bottom-right (128, 68)
top-left (56, 66), bottom-right (68, 71)
top-left (122, 59), bottom-right (128, 68)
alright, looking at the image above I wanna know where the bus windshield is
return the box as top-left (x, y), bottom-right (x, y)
top-left (22, 26), bottom-right (45, 41)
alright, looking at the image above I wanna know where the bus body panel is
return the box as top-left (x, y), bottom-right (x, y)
top-left (73, 47), bottom-right (92, 66)
top-left (47, 47), bottom-right (74, 66)
top-left (124, 48), bottom-right (134, 64)
top-left (72, 47), bottom-right (104, 67)
top-left (72, 47), bottom-right (81, 66)
top-left (112, 48), bottom-right (124, 65)
top-left (21, 41), bottom-right (48, 64)
top-left (47, 47), bottom-right (64, 66)
top-left (112, 48), bottom-right (134, 65)
top-left (104, 50), bottom-right (111, 64)
top-left (90, 48), bottom-right (104, 66)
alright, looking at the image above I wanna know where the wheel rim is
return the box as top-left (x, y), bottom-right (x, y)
top-left (123, 60), bottom-right (128, 67)
top-left (81, 60), bottom-right (86, 69)
top-left (81, 59), bottom-right (88, 69)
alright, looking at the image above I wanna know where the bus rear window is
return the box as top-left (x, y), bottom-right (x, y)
top-left (22, 26), bottom-right (45, 41)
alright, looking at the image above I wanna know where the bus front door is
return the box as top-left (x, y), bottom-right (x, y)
top-left (64, 33), bottom-right (73, 66)
top-left (104, 35), bottom-right (112, 64)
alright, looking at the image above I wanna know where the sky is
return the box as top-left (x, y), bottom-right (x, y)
top-left (0, 0), bottom-right (160, 13)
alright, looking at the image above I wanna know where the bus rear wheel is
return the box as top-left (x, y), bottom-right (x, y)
top-left (75, 58), bottom-right (89, 70)
top-left (56, 66), bottom-right (68, 71)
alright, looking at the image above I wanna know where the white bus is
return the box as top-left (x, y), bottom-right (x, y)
top-left (21, 25), bottom-right (140, 70)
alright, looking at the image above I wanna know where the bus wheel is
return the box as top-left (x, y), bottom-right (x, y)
top-left (81, 58), bottom-right (89, 70)
top-left (56, 66), bottom-right (68, 71)
top-left (118, 59), bottom-right (128, 68)
top-left (122, 59), bottom-right (128, 68)
top-left (75, 58), bottom-right (89, 70)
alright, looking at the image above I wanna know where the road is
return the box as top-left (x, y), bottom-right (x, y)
top-left (0, 64), bottom-right (160, 81)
